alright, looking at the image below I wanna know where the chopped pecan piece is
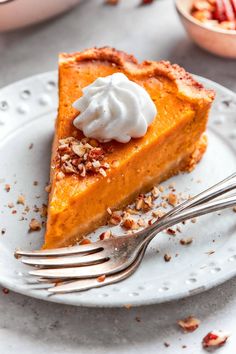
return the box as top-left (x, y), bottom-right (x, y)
top-left (144, 195), bottom-right (153, 209)
top-left (39, 204), bottom-right (48, 218)
top-left (202, 330), bottom-right (229, 348)
top-left (126, 208), bottom-right (139, 215)
top-left (99, 230), bottom-right (112, 240)
top-left (97, 274), bottom-right (106, 282)
top-left (166, 228), bottom-right (176, 236)
top-left (29, 219), bottom-right (41, 232)
top-left (80, 238), bottom-right (92, 245)
top-left (137, 218), bottom-right (147, 227)
top-left (135, 197), bottom-right (144, 211)
top-left (152, 209), bottom-right (165, 218)
top-left (135, 195), bottom-right (153, 211)
top-left (180, 238), bottom-right (193, 245)
top-left (168, 193), bottom-right (178, 206)
top-left (24, 205), bottom-right (30, 213)
top-left (151, 186), bottom-right (159, 198)
top-left (71, 143), bottom-right (86, 157)
top-left (109, 211), bottom-right (122, 225)
top-left (4, 184), bottom-right (10, 192)
top-left (17, 194), bottom-right (25, 205)
top-left (160, 201), bottom-right (167, 209)
top-left (122, 218), bottom-right (139, 230)
top-left (178, 316), bottom-right (200, 333)
top-left (88, 147), bottom-right (104, 160)
top-left (164, 254), bottom-right (171, 262)
top-left (33, 205), bottom-right (40, 213)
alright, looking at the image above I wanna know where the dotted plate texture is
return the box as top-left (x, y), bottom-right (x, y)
top-left (0, 71), bottom-right (236, 307)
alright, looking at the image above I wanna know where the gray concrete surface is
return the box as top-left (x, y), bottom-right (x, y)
top-left (0, 0), bottom-right (236, 353)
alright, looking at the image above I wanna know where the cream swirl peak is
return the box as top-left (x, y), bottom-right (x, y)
top-left (72, 73), bottom-right (157, 143)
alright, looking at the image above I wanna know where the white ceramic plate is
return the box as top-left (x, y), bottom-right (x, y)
top-left (0, 71), bottom-right (236, 307)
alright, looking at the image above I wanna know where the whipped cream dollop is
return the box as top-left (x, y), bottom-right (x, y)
top-left (72, 73), bottom-right (157, 143)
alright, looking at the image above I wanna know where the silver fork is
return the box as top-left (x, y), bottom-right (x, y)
top-left (44, 194), bottom-right (236, 294)
top-left (15, 173), bottom-right (236, 293)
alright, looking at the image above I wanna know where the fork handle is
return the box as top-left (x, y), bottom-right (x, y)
top-left (163, 173), bottom-right (236, 220)
top-left (139, 172), bottom-right (236, 240)
top-left (138, 194), bottom-right (236, 248)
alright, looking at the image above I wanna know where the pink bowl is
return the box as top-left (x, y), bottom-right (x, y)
top-left (175, 0), bottom-right (236, 58)
top-left (0, 0), bottom-right (81, 32)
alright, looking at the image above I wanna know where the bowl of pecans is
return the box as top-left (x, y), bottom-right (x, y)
top-left (175, 0), bottom-right (236, 58)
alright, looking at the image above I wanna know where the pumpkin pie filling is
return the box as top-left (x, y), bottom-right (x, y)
top-left (43, 47), bottom-right (215, 249)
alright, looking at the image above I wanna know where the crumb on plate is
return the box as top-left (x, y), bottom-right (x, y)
top-left (29, 218), bottom-right (41, 232)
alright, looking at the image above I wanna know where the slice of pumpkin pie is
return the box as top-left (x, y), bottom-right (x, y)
top-left (44, 47), bottom-right (215, 249)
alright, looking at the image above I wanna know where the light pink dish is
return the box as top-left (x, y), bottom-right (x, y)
top-left (0, 0), bottom-right (81, 32)
top-left (175, 0), bottom-right (236, 58)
